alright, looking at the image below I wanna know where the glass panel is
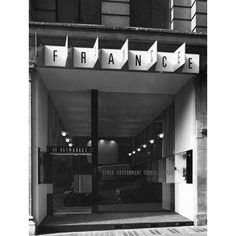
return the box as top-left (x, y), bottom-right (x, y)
top-left (166, 156), bottom-right (175, 183)
top-left (130, 0), bottom-right (170, 29)
top-left (48, 90), bottom-right (92, 214)
top-left (57, 0), bottom-right (80, 23)
top-left (98, 91), bottom-right (172, 212)
top-left (31, 0), bottom-right (101, 24)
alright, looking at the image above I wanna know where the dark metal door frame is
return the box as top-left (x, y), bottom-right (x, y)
top-left (91, 89), bottom-right (99, 214)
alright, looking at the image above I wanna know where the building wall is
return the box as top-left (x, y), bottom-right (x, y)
top-left (30, 0), bottom-right (171, 29)
top-left (161, 103), bottom-right (175, 211)
top-left (102, 0), bottom-right (130, 27)
top-left (195, 70), bottom-right (207, 225)
top-left (32, 72), bottom-right (48, 225)
top-left (171, 0), bottom-right (207, 33)
top-left (32, 72), bottom-right (68, 224)
top-left (175, 79), bottom-right (196, 220)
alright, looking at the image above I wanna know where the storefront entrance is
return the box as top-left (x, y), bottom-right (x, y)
top-left (97, 91), bottom-right (172, 213)
top-left (46, 87), bottom-right (176, 214)
top-left (34, 67), bottom-right (196, 233)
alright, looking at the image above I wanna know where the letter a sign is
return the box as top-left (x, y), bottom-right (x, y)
top-left (45, 36), bottom-right (68, 67)
top-left (101, 39), bottom-right (128, 69)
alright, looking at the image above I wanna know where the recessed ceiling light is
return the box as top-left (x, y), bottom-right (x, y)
top-left (158, 133), bottom-right (164, 139)
top-left (137, 148), bottom-right (141, 152)
top-left (61, 131), bottom-right (68, 137)
top-left (68, 143), bottom-right (73, 147)
top-left (142, 144), bottom-right (147, 149)
top-left (65, 137), bottom-right (71, 143)
top-left (149, 139), bottom-right (154, 144)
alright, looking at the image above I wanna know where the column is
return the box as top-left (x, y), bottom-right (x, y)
top-left (191, 0), bottom-right (207, 33)
top-left (195, 66), bottom-right (207, 225)
top-left (29, 63), bottom-right (36, 235)
top-left (171, 0), bottom-right (192, 31)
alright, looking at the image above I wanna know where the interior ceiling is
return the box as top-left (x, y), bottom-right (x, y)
top-left (39, 68), bottom-right (194, 137)
top-left (49, 91), bottom-right (174, 137)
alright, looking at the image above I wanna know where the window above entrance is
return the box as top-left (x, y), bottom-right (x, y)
top-left (30, 0), bottom-right (101, 24)
top-left (29, 0), bottom-right (170, 29)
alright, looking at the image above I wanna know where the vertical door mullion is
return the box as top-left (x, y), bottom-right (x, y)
top-left (91, 89), bottom-right (98, 214)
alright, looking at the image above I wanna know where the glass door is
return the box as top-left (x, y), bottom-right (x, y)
top-left (52, 154), bottom-right (92, 214)
top-left (97, 91), bottom-right (166, 213)
top-left (48, 90), bottom-right (93, 214)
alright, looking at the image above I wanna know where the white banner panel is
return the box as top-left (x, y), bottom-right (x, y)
top-left (156, 43), bottom-right (185, 72)
top-left (128, 41), bottom-right (157, 71)
top-left (156, 52), bottom-right (175, 72)
top-left (43, 37), bottom-right (200, 74)
top-left (73, 38), bottom-right (99, 68)
top-left (101, 39), bottom-right (128, 69)
top-left (182, 54), bottom-right (200, 73)
top-left (45, 36), bottom-right (68, 67)
top-left (148, 41), bottom-right (157, 67)
top-left (173, 43), bottom-right (186, 71)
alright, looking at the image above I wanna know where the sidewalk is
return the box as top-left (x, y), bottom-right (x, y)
top-left (37, 225), bottom-right (207, 236)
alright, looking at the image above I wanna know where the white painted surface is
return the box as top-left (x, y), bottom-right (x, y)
top-left (175, 79), bottom-right (195, 220)
top-left (98, 140), bottom-right (118, 165)
top-left (32, 74), bottom-right (48, 225)
top-left (39, 68), bottom-right (194, 94)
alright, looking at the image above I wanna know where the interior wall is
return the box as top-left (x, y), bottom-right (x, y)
top-left (98, 140), bottom-right (118, 165)
top-left (32, 73), bottom-right (48, 225)
top-left (175, 79), bottom-right (195, 220)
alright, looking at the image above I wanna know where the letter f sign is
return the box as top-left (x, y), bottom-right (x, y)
top-left (45, 36), bottom-right (68, 67)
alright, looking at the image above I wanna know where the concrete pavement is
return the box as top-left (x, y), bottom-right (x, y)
top-left (37, 225), bottom-right (207, 236)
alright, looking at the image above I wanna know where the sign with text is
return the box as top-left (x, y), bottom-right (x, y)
top-left (156, 52), bottom-right (175, 72)
top-left (47, 146), bottom-right (92, 155)
top-left (173, 43), bottom-right (186, 71)
top-left (182, 54), bottom-right (200, 73)
top-left (73, 37), bottom-right (99, 68)
top-left (128, 41), bottom-right (157, 71)
top-left (101, 39), bottom-right (128, 69)
top-left (156, 43), bottom-right (185, 72)
top-left (45, 36), bottom-right (68, 67)
top-left (44, 38), bottom-right (200, 73)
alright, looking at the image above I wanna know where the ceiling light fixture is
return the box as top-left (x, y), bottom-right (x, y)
top-left (68, 143), bottom-right (73, 147)
top-left (65, 137), bottom-right (71, 143)
top-left (132, 151), bottom-right (136, 155)
top-left (61, 131), bottom-right (68, 137)
top-left (149, 139), bottom-right (154, 144)
top-left (137, 148), bottom-right (141, 152)
top-left (158, 133), bottom-right (164, 139)
top-left (128, 153), bottom-right (132, 156)
top-left (142, 144), bottom-right (147, 149)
